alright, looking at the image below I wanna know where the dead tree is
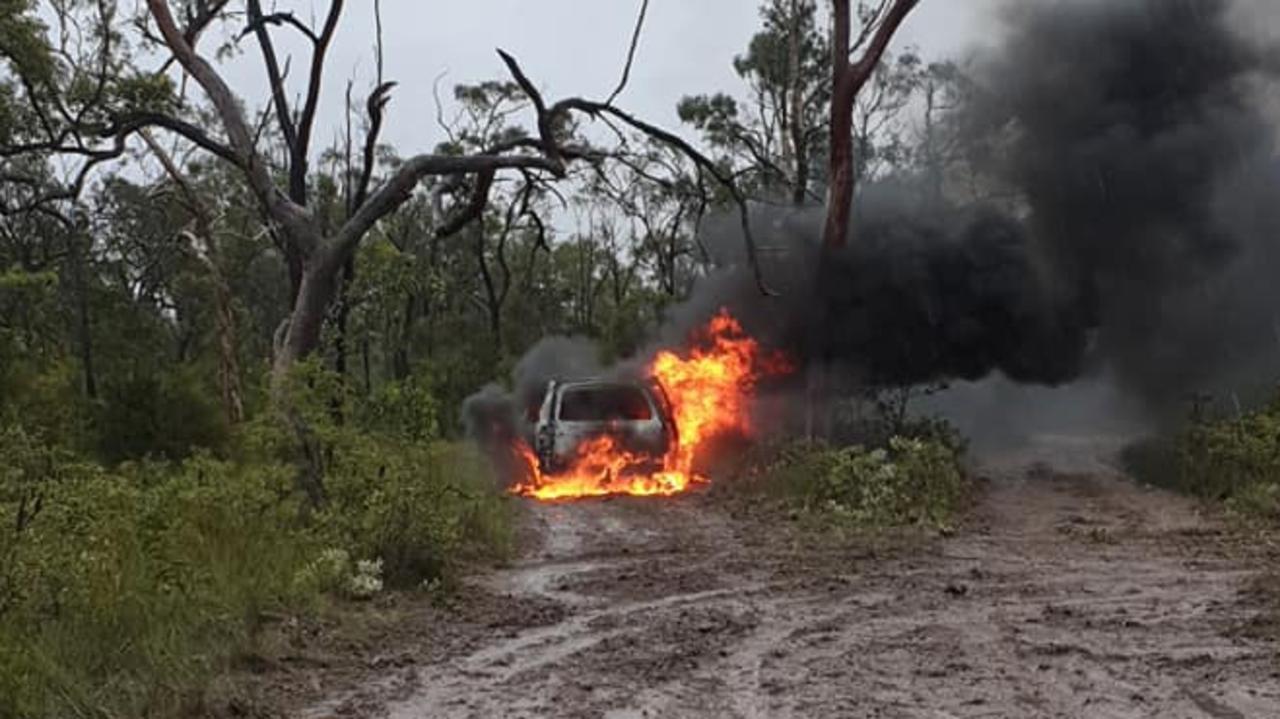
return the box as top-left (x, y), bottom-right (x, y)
top-left (144, 0), bottom-right (778, 380)
top-left (3, 0), bottom-right (771, 501)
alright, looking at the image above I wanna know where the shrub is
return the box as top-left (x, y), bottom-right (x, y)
top-left (0, 355), bottom-right (516, 718)
top-left (756, 435), bottom-right (966, 530)
top-left (1176, 408), bottom-right (1280, 502)
top-left (0, 449), bottom-right (314, 719)
top-left (1123, 396), bottom-right (1280, 521)
top-left (318, 435), bottom-right (513, 588)
top-left (1124, 401), bottom-right (1280, 521)
top-left (355, 370), bottom-right (440, 442)
top-left (251, 360), bottom-right (514, 588)
top-left (94, 365), bottom-right (231, 464)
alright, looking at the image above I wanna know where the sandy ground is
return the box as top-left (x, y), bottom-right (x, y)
top-left (298, 439), bottom-right (1280, 718)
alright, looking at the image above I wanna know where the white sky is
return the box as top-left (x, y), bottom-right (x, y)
top-left (210, 1), bottom-right (1007, 160)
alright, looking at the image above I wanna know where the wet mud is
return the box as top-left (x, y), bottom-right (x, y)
top-left (303, 439), bottom-right (1280, 718)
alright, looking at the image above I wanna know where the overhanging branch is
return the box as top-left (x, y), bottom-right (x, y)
top-left (329, 152), bottom-right (560, 267)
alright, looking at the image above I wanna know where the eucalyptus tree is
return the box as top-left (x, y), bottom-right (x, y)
top-left (679, 0), bottom-right (832, 205)
top-left (2, 1), bottom-right (769, 394)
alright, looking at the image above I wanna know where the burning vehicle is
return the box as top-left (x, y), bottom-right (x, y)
top-left (533, 379), bottom-right (677, 475)
top-left (505, 309), bottom-right (792, 501)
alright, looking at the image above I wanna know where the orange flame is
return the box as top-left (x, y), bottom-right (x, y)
top-left (511, 309), bottom-right (790, 501)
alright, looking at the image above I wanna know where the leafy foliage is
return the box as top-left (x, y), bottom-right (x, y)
top-left (744, 434), bottom-right (967, 531)
top-left (0, 0), bottom-right (54, 86)
top-left (0, 444), bottom-right (308, 718)
top-left (1126, 399), bottom-right (1280, 520)
top-left (0, 355), bottom-right (513, 718)
top-left (0, 1), bottom-right (972, 715)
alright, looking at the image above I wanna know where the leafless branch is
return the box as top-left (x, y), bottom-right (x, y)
top-left (606, 0), bottom-right (650, 106)
top-left (240, 11), bottom-right (321, 44)
top-left (332, 153), bottom-right (558, 266)
top-left (352, 81), bottom-right (396, 211)
top-left (293, 0), bottom-right (345, 203)
top-left (244, 0), bottom-right (297, 153)
top-left (551, 97), bottom-right (775, 295)
top-left (146, 0), bottom-right (314, 248)
top-left (496, 50), bottom-right (565, 171)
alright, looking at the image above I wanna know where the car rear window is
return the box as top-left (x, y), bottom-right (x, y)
top-left (558, 385), bottom-right (653, 421)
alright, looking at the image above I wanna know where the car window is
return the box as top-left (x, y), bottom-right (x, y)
top-left (558, 386), bottom-right (653, 421)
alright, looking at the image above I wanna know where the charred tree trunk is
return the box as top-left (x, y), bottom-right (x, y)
top-left (331, 255), bottom-right (357, 423)
top-left (392, 292), bottom-right (415, 380)
top-left (476, 227), bottom-right (505, 358)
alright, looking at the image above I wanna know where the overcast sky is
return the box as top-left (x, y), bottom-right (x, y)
top-left (212, 1), bottom-right (1006, 159)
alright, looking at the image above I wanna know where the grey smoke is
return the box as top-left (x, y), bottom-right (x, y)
top-left (461, 336), bottom-right (604, 448)
top-left (758, 0), bottom-right (1280, 423)
top-left (467, 0), bottom-right (1280, 458)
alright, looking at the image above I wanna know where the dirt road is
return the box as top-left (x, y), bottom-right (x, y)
top-left (305, 441), bottom-right (1280, 718)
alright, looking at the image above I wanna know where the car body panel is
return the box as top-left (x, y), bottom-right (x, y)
top-left (533, 379), bottom-right (675, 474)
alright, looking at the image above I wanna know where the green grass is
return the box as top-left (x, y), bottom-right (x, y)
top-left (0, 429), bottom-right (512, 719)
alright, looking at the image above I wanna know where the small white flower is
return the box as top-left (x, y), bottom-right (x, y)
top-left (346, 557), bottom-right (385, 599)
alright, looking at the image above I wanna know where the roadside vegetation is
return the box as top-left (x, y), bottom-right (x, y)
top-left (0, 0), bottom-right (949, 714)
top-left (1122, 398), bottom-right (1280, 521)
top-left (1121, 397), bottom-right (1280, 641)
top-left (721, 403), bottom-right (970, 534)
top-left (0, 359), bottom-right (512, 719)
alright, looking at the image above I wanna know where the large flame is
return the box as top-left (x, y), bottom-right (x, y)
top-left (511, 309), bottom-right (789, 501)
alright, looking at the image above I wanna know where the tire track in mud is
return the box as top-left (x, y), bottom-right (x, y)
top-left (306, 440), bottom-right (1280, 718)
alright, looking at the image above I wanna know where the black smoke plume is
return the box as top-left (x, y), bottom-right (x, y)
top-left (468, 0), bottom-right (1280, 451)
top-left (754, 0), bottom-right (1280, 420)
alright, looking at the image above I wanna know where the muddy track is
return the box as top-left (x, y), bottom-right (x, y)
top-left (305, 442), bottom-right (1280, 718)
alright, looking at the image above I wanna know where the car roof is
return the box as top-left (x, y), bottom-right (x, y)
top-left (555, 379), bottom-right (649, 391)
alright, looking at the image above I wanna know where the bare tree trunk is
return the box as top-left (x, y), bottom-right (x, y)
top-left (331, 256), bottom-right (357, 423)
top-left (823, 0), bottom-right (920, 250)
top-left (922, 80), bottom-right (945, 211)
top-left (787, 0), bottom-right (809, 206)
top-left (392, 293), bottom-right (415, 380)
top-left (811, 0), bottom-right (920, 441)
top-left (824, 0), bottom-right (857, 250)
top-left (67, 229), bottom-right (97, 400)
top-left (212, 274), bottom-right (245, 424)
top-left (271, 256), bottom-right (339, 389)
top-left (270, 252), bottom-right (339, 507)
top-left (476, 227), bottom-right (505, 358)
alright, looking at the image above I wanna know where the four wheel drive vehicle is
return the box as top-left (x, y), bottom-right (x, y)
top-left (533, 379), bottom-right (677, 474)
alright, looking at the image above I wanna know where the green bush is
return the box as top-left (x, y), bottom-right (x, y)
top-left (247, 360), bottom-right (514, 587)
top-left (318, 434), bottom-right (513, 588)
top-left (1176, 408), bottom-right (1280, 502)
top-left (757, 436), bottom-right (966, 529)
top-left (0, 448), bottom-right (312, 718)
top-left (1124, 400), bottom-right (1280, 520)
top-left (0, 420), bottom-right (512, 717)
top-left (1122, 394), bottom-right (1280, 521)
top-left (354, 370), bottom-right (441, 442)
top-left (94, 365), bottom-right (232, 464)
top-left (0, 353), bottom-right (516, 718)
